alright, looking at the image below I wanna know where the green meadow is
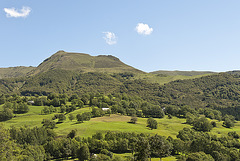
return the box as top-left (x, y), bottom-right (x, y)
top-left (2, 105), bottom-right (239, 138)
top-left (2, 105), bottom-right (240, 161)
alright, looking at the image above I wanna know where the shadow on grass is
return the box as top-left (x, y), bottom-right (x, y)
top-left (71, 121), bottom-right (83, 125)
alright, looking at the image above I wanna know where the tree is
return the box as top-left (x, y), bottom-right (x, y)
top-left (134, 137), bottom-right (150, 161)
top-left (149, 135), bottom-right (172, 161)
top-left (76, 114), bottom-right (84, 123)
top-left (68, 114), bottom-right (74, 121)
top-left (82, 112), bottom-right (92, 121)
top-left (193, 117), bottom-right (213, 132)
top-left (57, 114), bottom-right (66, 123)
top-left (51, 98), bottom-right (60, 107)
top-left (77, 99), bottom-right (84, 108)
top-left (147, 117), bottom-right (158, 130)
top-left (0, 108), bottom-right (13, 121)
top-left (67, 129), bottom-right (76, 139)
top-left (41, 119), bottom-right (56, 129)
top-left (60, 105), bottom-right (66, 113)
top-left (186, 152), bottom-right (214, 161)
top-left (186, 112), bottom-right (197, 125)
top-left (223, 118), bottom-right (234, 128)
top-left (77, 144), bottom-right (90, 161)
top-left (129, 117), bottom-right (138, 124)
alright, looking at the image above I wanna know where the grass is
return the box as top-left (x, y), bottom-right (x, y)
top-left (2, 105), bottom-right (240, 139)
top-left (210, 119), bottom-right (240, 137)
top-left (1, 104), bottom-right (190, 138)
top-left (133, 73), bottom-right (213, 85)
top-left (114, 153), bottom-right (177, 161)
top-left (52, 114), bottom-right (191, 138)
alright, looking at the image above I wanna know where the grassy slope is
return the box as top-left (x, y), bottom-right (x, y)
top-left (134, 73), bottom-right (213, 85)
top-left (3, 105), bottom-right (239, 138)
top-left (150, 70), bottom-right (215, 76)
top-left (1, 105), bottom-right (190, 138)
top-left (0, 66), bottom-right (35, 79)
top-left (31, 51), bottom-right (144, 75)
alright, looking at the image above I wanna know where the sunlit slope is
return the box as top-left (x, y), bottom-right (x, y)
top-left (0, 66), bottom-right (35, 79)
top-left (150, 70), bottom-right (215, 76)
top-left (30, 50), bottom-right (144, 75)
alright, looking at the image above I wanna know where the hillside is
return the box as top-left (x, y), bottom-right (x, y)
top-left (150, 70), bottom-right (215, 76)
top-left (29, 50), bottom-right (144, 75)
top-left (0, 66), bottom-right (35, 79)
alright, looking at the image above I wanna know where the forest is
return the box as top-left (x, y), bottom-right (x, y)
top-left (0, 89), bottom-right (239, 160)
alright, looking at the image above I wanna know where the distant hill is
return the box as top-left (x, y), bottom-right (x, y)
top-left (227, 70), bottom-right (240, 75)
top-left (150, 70), bottom-right (215, 76)
top-left (29, 50), bottom-right (144, 75)
top-left (0, 66), bottom-right (35, 79)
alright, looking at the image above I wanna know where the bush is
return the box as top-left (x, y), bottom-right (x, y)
top-left (147, 117), bottom-right (158, 129)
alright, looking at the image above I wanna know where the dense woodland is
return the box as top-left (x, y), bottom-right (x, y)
top-left (1, 70), bottom-right (240, 118)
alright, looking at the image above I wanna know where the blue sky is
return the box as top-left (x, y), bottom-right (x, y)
top-left (1, 1), bottom-right (240, 72)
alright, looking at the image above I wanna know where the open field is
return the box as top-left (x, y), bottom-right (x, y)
top-left (1, 105), bottom-right (191, 138)
top-left (2, 105), bottom-right (240, 138)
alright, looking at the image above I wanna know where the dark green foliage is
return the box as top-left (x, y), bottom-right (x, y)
top-left (21, 145), bottom-right (46, 161)
top-left (192, 117), bottom-right (213, 132)
top-left (67, 129), bottom-right (77, 139)
top-left (82, 112), bottom-right (92, 121)
top-left (134, 137), bottom-right (150, 161)
top-left (211, 121), bottom-right (217, 127)
top-left (60, 105), bottom-right (66, 113)
top-left (142, 104), bottom-right (165, 118)
top-left (2, 102), bottom-right (29, 114)
top-left (41, 105), bottom-right (57, 115)
top-left (185, 112), bottom-right (197, 125)
top-left (76, 112), bottom-right (91, 122)
top-left (68, 113), bottom-right (74, 121)
top-left (228, 131), bottom-right (240, 139)
top-left (76, 113), bottom-right (84, 123)
top-left (149, 135), bottom-right (172, 160)
top-left (176, 127), bottom-right (240, 161)
top-left (42, 119), bottom-right (56, 129)
top-left (9, 126), bottom-right (55, 145)
top-left (14, 102), bottom-right (29, 114)
top-left (92, 108), bottom-right (105, 117)
top-left (168, 114), bottom-right (172, 119)
top-left (223, 118), bottom-right (234, 128)
top-left (53, 114), bottom-right (66, 123)
top-left (186, 152), bottom-right (214, 161)
top-left (0, 108), bottom-right (13, 121)
top-left (129, 117), bottom-right (138, 124)
top-left (77, 144), bottom-right (90, 161)
top-left (147, 117), bottom-right (158, 130)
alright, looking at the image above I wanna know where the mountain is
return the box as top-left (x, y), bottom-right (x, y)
top-left (0, 66), bottom-right (35, 79)
top-left (1, 51), bottom-right (240, 119)
top-left (29, 50), bottom-right (144, 75)
top-left (150, 70), bottom-right (215, 76)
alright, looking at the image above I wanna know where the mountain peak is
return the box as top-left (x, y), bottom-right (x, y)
top-left (32, 51), bottom-right (143, 75)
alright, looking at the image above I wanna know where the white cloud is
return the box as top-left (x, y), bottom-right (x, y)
top-left (135, 23), bottom-right (153, 35)
top-left (4, 6), bottom-right (31, 18)
top-left (103, 32), bottom-right (117, 45)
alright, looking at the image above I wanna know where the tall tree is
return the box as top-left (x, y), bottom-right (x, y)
top-left (149, 135), bottom-right (172, 161)
top-left (134, 137), bottom-right (150, 161)
top-left (77, 144), bottom-right (90, 161)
